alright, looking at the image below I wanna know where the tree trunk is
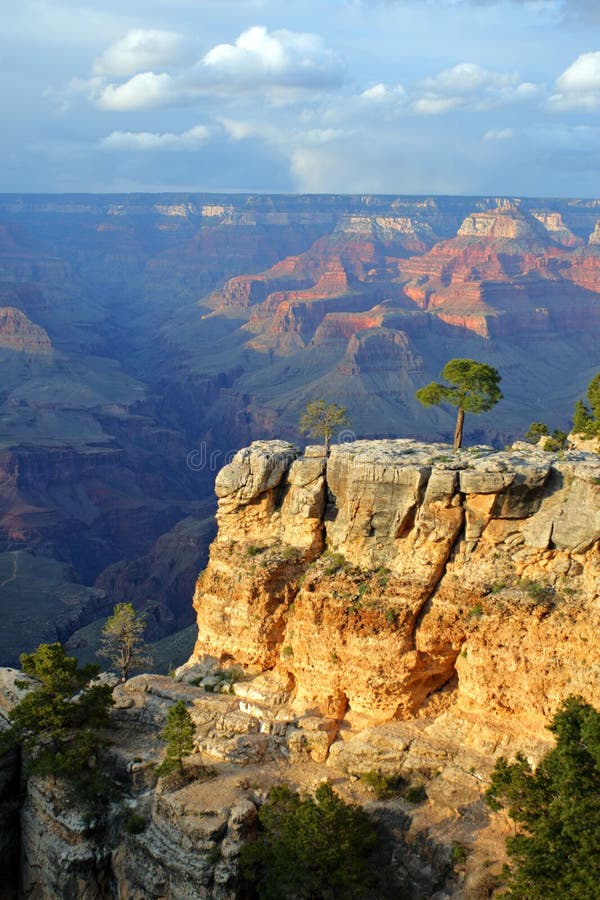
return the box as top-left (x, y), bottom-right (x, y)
top-left (453, 406), bottom-right (465, 450)
top-left (325, 431), bottom-right (331, 456)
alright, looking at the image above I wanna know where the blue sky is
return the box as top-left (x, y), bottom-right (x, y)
top-left (3, 0), bottom-right (600, 195)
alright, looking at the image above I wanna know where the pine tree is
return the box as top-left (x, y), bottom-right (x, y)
top-left (98, 602), bottom-right (152, 681)
top-left (416, 358), bottom-right (502, 450)
top-left (157, 699), bottom-right (195, 775)
top-left (299, 399), bottom-right (350, 455)
top-left (486, 696), bottom-right (600, 899)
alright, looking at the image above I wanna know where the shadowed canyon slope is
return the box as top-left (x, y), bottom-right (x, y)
top-left (1, 193), bottom-right (600, 661)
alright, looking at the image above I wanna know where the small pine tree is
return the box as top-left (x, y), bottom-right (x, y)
top-left (525, 422), bottom-right (549, 443)
top-left (98, 602), bottom-right (152, 682)
top-left (572, 372), bottom-right (600, 437)
top-left (299, 399), bottom-right (350, 455)
top-left (157, 699), bottom-right (195, 775)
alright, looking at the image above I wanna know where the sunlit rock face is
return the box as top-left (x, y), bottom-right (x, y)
top-left (191, 439), bottom-right (600, 743)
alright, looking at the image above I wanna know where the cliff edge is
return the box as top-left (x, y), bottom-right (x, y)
top-left (190, 439), bottom-right (600, 755)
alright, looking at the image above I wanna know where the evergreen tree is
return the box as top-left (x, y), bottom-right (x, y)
top-left (241, 782), bottom-right (376, 899)
top-left (486, 696), bottom-right (600, 899)
top-left (416, 358), bottom-right (502, 450)
top-left (300, 400), bottom-right (350, 455)
top-left (572, 372), bottom-right (600, 437)
top-left (0, 643), bottom-right (114, 810)
top-left (98, 602), bottom-right (152, 681)
top-left (157, 699), bottom-right (195, 775)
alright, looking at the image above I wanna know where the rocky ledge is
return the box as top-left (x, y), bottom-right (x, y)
top-left (191, 438), bottom-right (600, 748)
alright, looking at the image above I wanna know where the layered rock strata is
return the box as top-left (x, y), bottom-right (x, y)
top-left (191, 439), bottom-right (600, 749)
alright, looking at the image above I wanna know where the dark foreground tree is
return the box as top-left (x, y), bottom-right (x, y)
top-left (299, 399), bottom-right (350, 455)
top-left (0, 643), bottom-right (114, 810)
top-left (157, 699), bottom-right (195, 775)
top-left (98, 602), bottom-right (152, 681)
top-left (486, 695), bottom-right (600, 899)
top-left (572, 371), bottom-right (600, 437)
top-left (241, 782), bottom-right (376, 899)
top-left (416, 358), bottom-right (502, 450)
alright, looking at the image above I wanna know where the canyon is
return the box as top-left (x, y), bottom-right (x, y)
top-left (1, 193), bottom-right (600, 668)
top-left (0, 436), bottom-right (598, 898)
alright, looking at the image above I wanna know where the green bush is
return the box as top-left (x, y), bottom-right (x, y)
top-left (486, 695), bottom-right (600, 899)
top-left (124, 813), bottom-right (146, 834)
top-left (241, 782), bottom-right (376, 899)
top-left (247, 545), bottom-right (266, 557)
top-left (359, 769), bottom-right (406, 799)
top-left (467, 603), bottom-right (484, 619)
top-left (323, 552), bottom-right (347, 575)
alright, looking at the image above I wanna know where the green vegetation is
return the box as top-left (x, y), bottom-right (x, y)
top-left (518, 578), bottom-right (554, 605)
top-left (124, 812), bottom-right (147, 834)
top-left (467, 603), bottom-right (484, 619)
top-left (572, 371), bottom-right (600, 438)
top-left (241, 782), bottom-right (376, 899)
top-left (415, 358), bottom-right (502, 450)
top-left (299, 399), bottom-right (350, 455)
top-left (247, 544), bottom-right (266, 557)
top-left (486, 695), bottom-right (600, 899)
top-left (98, 602), bottom-right (152, 682)
top-left (359, 769), bottom-right (406, 799)
top-left (525, 421), bottom-right (568, 451)
top-left (157, 699), bottom-right (195, 776)
top-left (0, 643), bottom-right (114, 810)
top-left (323, 551), bottom-right (347, 575)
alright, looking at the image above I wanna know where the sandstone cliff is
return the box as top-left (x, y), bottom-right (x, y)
top-left (191, 439), bottom-right (600, 752)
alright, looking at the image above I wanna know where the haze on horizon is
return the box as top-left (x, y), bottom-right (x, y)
top-left (3, 0), bottom-right (600, 197)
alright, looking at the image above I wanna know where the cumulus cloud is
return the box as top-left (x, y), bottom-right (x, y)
top-left (201, 25), bottom-right (344, 92)
top-left (94, 29), bottom-right (185, 77)
top-left (549, 51), bottom-right (600, 109)
top-left (97, 72), bottom-right (176, 111)
top-left (102, 124), bottom-right (211, 151)
top-left (414, 62), bottom-right (539, 113)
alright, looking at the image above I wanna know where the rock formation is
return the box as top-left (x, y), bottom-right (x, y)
top-left (191, 439), bottom-right (600, 749)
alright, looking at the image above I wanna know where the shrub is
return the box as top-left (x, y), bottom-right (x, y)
top-left (124, 813), bottom-right (146, 834)
top-left (467, 603), bottom-right (484, 619)
top-left (360, 769), bottom-right (406, 799)
top-left (323, 552), bottom-right (347, 575)
top-left (405, 783), bottom-right (427, 804)
top-left (247, 545), bottom-right (265, 557)
top-left (241, 783), bottom-right (376, 899)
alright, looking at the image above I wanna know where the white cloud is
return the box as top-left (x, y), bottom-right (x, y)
top-left (360, 82), bottom-right (406, 103)
top-left (414, 62), bottom-right (540, 114)
top-left (413, 96), bottom-right (462, 115)
top-left (201, 25), bottom-right (344, 92)
top-left (422, 62), bottom-right (515, 95)
top-left (94, 29), bottom-right (185, 77)
top-left (483, 127), bottom-right (514, 140)
top-left (549, 51), bottom-right (600, 110)
top-left (102, 124), bottom-right (211, 151)
top-left (97, 72), bottom-right (175, 111)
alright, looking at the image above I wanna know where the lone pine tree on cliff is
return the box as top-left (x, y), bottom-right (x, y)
top-left (416, 358), bottom-right (502, 450)
top-left (98, 602), bottom-right (152, 682)
top-left (300, 399), bottom-right (350, 455)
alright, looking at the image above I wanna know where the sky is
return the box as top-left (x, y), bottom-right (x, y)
top-left (3, 0), bottom-right (600, 196)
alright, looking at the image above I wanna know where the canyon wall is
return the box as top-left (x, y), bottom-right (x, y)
top-left (191, 439), bottom-right (600, 754)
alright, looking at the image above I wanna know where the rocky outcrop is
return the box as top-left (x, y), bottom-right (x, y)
top-left (191, 439), bottom-right (600, 746)
top-left (0, 308), bottom-right (53, 355)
